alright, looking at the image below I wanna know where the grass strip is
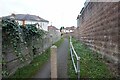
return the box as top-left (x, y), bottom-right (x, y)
top-left (68, 37), bottom-right (113, 78)
top-left (9, 48), bottom-right (50, 78)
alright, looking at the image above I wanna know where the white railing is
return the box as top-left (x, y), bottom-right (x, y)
top-left (70, 36), bottom-right (80, 79)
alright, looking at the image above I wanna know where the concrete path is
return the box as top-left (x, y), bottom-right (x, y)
top-left (33, 60), bottom-right (51, 78)
top-left (57, 38), bottom-right (69, 78)
top-left (33, 38), bottom-right (69, 78)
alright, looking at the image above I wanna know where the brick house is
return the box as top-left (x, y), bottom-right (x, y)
top-left (64, 26), bottom-right (76, 33)
top-left (48, 25), bottom-right (61, 43)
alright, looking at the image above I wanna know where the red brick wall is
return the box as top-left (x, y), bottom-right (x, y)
top-left (74, 2), bottom-right (119, 64)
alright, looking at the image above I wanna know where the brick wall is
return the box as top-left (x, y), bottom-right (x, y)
top-left (74, 2), bottom-right (119, 64)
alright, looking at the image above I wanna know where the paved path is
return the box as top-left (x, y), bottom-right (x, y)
top-left (33, 60), bottom-right (51, 78)
top-left (57, 38), bottom-right (69, 78)
top-left (33, 38), bottom-right (69, 78)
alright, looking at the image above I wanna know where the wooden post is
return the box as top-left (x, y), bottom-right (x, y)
top-left (51, 45), bottom-right (57, 79)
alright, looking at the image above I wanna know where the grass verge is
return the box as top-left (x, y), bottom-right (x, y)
top-left (9, 38), bottom-right (64, 78)
top-left (9, 48), bottom-right (50, 78)
top-left (68, 37), bottom-right (113, 79)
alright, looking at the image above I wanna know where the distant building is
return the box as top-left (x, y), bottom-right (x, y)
top-left (48, 25), bottom-right (59, 32)
top-left (48, 25), bottom-right (61, 43)
top-left (2, 13), bottom-right (49, 31)
top-left (64, 26), bottom-right (76, 33)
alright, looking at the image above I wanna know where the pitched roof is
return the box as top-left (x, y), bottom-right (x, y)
top-left (3, 14), bottom-right (49, 22)
top-left (48, 25), bottom-right (59, 31)
top-left (65, 26), bottom-right (76, 30)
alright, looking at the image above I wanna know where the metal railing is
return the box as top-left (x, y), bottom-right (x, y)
top-left (70, 36), bottom-right (80, 79)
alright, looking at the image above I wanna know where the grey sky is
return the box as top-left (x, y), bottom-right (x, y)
top-left (0, 0), bottom-right (86, 29)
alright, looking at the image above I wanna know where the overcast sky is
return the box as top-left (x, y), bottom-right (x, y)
top-left (0, 0), bottom-right (86, 29)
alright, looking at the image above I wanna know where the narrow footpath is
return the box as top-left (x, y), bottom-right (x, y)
top-left (57, 38), bottom-right (69, 78)
top-left (33, 38), bottom-right (69, 78)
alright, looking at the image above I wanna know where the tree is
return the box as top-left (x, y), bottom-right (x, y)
top-left (60, 26), bottom-right (64, 32)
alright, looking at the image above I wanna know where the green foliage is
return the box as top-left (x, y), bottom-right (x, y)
top-left (2, 18), bottom-right (45, 77)
top-left (2, 18), bottom-right (23, 59)
top-left (2, 18), bottom-right (21, 40)
top-left (20, 24), bottom-right (45, 42)
top-left (68, 38), bottom-right (113, 78)
top-left (9, 48), bottom-right (50, 78)
top-left (2, 18), bottom-right (45, 55)
top-left (2, 58), bottom-right (9, 77)
top-left (60, 26), bottom-right (64, 32)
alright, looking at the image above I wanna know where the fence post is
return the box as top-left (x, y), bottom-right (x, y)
top-left (77, 57), bottom-right (80, 79)
top-left (51, 45), bottom-right (57, 79)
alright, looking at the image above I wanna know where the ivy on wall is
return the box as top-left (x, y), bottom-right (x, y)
top-left (20, 24), bottom-right (45, 42)
top-left (2, 18), bottom-right (23, 58)
top-left (2, 18), bottom-right (45, 77)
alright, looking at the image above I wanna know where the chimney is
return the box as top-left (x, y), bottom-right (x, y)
top-left (10, 13), bottom-right (16, 19)
top-left (22, 20), bottom-right (25, 26)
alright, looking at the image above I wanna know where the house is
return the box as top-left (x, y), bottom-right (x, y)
top-left (48, 25), bottom-right (59, 32)
top-left (64, 26), bottom-right (76, 33)
top-left (48, 25), bottom-right (60, 36)
top-left (2, 13), bottom-right (49, 31)
top-left (48, 25), bottom-right (61, 43)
